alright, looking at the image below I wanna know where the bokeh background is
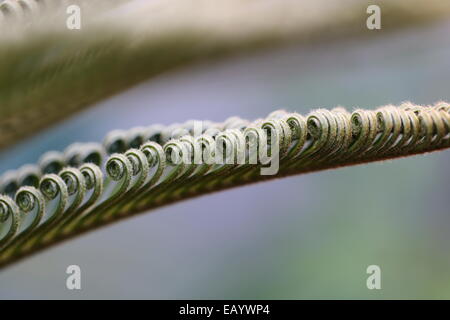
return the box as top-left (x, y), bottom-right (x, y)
top-left (1, 19), bottom-right (450, 299)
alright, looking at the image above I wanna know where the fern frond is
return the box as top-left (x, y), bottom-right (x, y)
top-left (0, 102), bottom-right (449, 268)
top-left (1, 0), bottom-right (450, 148)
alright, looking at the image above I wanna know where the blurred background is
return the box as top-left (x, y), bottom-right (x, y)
top-left (1, 14), bottom-right (450, 299)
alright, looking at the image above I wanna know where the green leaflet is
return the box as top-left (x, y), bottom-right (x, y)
top-left (1, 0), bottom-right (450, 149)
top-left (0, 102), bottom-right (449, 268)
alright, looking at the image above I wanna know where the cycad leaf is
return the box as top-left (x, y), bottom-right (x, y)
top-left (0, 102), bottom-right (449, 268)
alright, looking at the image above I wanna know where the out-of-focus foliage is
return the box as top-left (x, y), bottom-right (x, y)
top-left (1, 0), bottom-right (450, 148)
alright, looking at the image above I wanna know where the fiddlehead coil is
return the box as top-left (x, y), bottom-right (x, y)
top-left (0, 195), bottom-right (20, 247)
top-left (1, 102), bottom-right (450, 267)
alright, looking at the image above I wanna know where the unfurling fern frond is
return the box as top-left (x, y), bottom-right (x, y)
top-left (0, 102), bottom-right (449, 268)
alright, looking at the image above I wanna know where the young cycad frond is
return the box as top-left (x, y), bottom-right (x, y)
top-left (1, 0), bottom-right (450, 149)
top-left (0, 102), bottom-right (449, 268)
